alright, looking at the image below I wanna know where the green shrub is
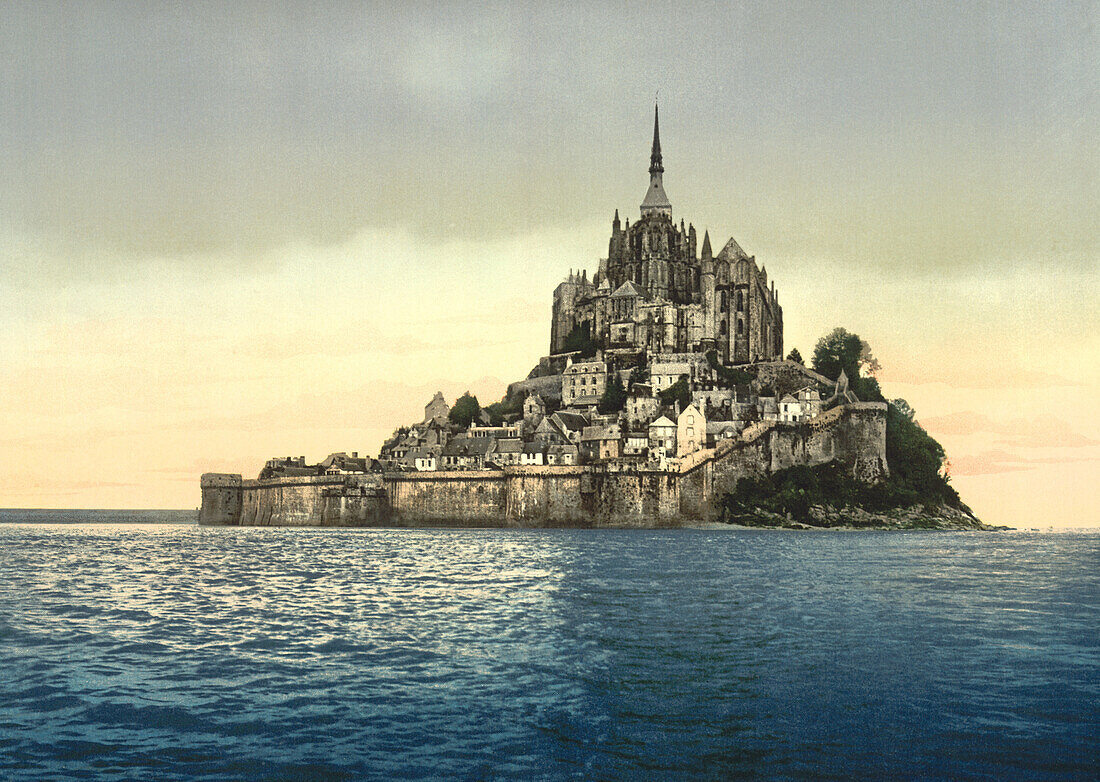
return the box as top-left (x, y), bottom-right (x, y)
top-left (448, 392), bottom-right (481, 428)
top-left (561, 322), bottom-right (597, 358)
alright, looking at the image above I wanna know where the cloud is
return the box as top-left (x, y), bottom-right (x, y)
top-left (920, 411), bottom-right (1099, 448)
top-left (948, 451), bottom-right (1034, 476)
top-left (948, 448), bottom-right (1100, 476)
top-left (881, 367), bottom-right (1083, 390)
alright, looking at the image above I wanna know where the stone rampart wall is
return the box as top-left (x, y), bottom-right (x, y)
top-left (507, 374), bottom-right (564, 403)
top-left (199, 404), bottom-right (887, 527)
top-left (199, 473), bottom-right (242, 526)
top-left (385, 471), bottom-right (507, 526)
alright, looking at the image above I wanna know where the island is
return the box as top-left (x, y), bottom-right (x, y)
top-left (201, 106), bottom-right (988, 530)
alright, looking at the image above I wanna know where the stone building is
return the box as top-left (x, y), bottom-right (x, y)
top-left (423, 392), bottom-right (450, 425)
top-left (550, 104), bottom-right (783, 364)
top-left (677, 404), bottom-right (706, 457)
top-left (562, 360), bottom-right (607, 407)
top-left (648, 415), bottom-right (677, 457)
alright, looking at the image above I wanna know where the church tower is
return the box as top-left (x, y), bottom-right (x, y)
top-left (639, 103), bottom-right (672, 218)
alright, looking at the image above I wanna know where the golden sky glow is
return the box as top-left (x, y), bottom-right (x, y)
top-left (2, 2), bottom-right (1097, 526)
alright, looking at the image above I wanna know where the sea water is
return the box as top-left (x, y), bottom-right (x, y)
top-left (0, 518), bottom-right (1096, 780)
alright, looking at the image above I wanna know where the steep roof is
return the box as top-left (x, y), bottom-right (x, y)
top-left (717, 237), bottom-right (749, 262)
top-left (678, 403), bottom-right (704, 420)
top-left (553, 411), bottom-right (590, 432)
top-left (611, 280), bottom-right (643, 299)
top-left (640, 179), bottom-right (672, 214)
top-left (649, 415), bottom-right (676, 428)
top-left (442, 436), bottom-right (494, 457)
top-left (494, 438), bottom-right (524, 453)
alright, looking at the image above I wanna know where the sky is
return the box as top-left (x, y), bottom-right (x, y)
top-left (2, 1), bottom-right (1097, 526)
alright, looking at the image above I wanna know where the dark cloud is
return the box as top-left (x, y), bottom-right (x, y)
top-left (2, 2), bottom-right (1096, 269)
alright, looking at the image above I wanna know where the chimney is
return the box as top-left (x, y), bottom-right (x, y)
top-left (352, 451), bottom-right (358, 458)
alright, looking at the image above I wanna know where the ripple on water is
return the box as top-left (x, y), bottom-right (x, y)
top-left (0, 524), bottom-right (1096, 780)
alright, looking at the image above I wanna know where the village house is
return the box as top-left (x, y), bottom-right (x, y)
top-left (320, 452), bottom-right (373, 475)
top-left (546, 443), bottom-right (579, 465)
top-left (522, 393), bottom-right (546, 433)
top-left (468, 423), bottom-right (521, 439)
top-left (648, 415), bottom-right (677, 458)
top-left (489, 438), bottom-right (524, 467)
top-left (706, 421), bottom-right (740, 448)
top-left (779, 394), bottom-right (801, 423)
top-left (409, 449), bottom-right (438, 472)
top-left (622, 432), bottom-right (649, 457)
top-left (677, 404), bottom-right (706, 457)
top-left (549, 411), bottom-right (589, 443)
top-left (562, 360), bottom-right (607, 407)
top-left (262, 456), bottom-right (315, 478)
top-left (798, 386), bottom-right (823, 419)
top-left (580, 423), bottom-right (621, 462)
top-left (625, 390), bottom-right (660, 429)
top-left (520, 442), bottom-right (548, 466)
top-left (440, 436), bottom-right (494, 470)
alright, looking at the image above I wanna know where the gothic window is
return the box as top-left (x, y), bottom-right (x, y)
top-left (737, 318), bottom-right (744, 335)
top-left (720, 320), bottom-right (727, 336)
top-left (737, 290), bottom-right (744, 312)
top-left (720, 291), bottom-right (727, 311)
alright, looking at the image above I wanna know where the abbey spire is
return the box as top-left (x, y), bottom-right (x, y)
top-left (640, 102), bottom-right (672, 218)
top-left (649, 103), bottom-right (663, 175)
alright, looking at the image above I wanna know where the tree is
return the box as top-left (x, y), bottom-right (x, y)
top-left (812, 327), bottom-right (884, 401)
top-left (483, 393), bottom-right (523, 426)
top-left (786, 348), bottom-right (803, 365)
top-left (598, 372), bottom-right (627, 414)
top-left (812, 327), bottom-right (864, 381)
top-left (658, 375), bottom-right (692, 411)
top-left (885, 401), bottom-right (959, 507)
top-left (448, 392), bottom-right (481, 428)
top-left (705, 349), bottom-right (753, 387)
top-left (891, 398), bottom-right (916, 421)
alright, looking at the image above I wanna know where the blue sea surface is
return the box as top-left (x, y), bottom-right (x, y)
top-left (0, 520), bottom-right (1096, 781)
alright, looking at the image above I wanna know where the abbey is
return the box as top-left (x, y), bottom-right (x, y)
top-left (201, 105), bottom-right (899, 529)
top-left (551, 106), bottom-right (783, 364)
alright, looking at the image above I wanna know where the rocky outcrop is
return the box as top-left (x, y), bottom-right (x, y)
top-left (727, 503), bottom-right (996, 531)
